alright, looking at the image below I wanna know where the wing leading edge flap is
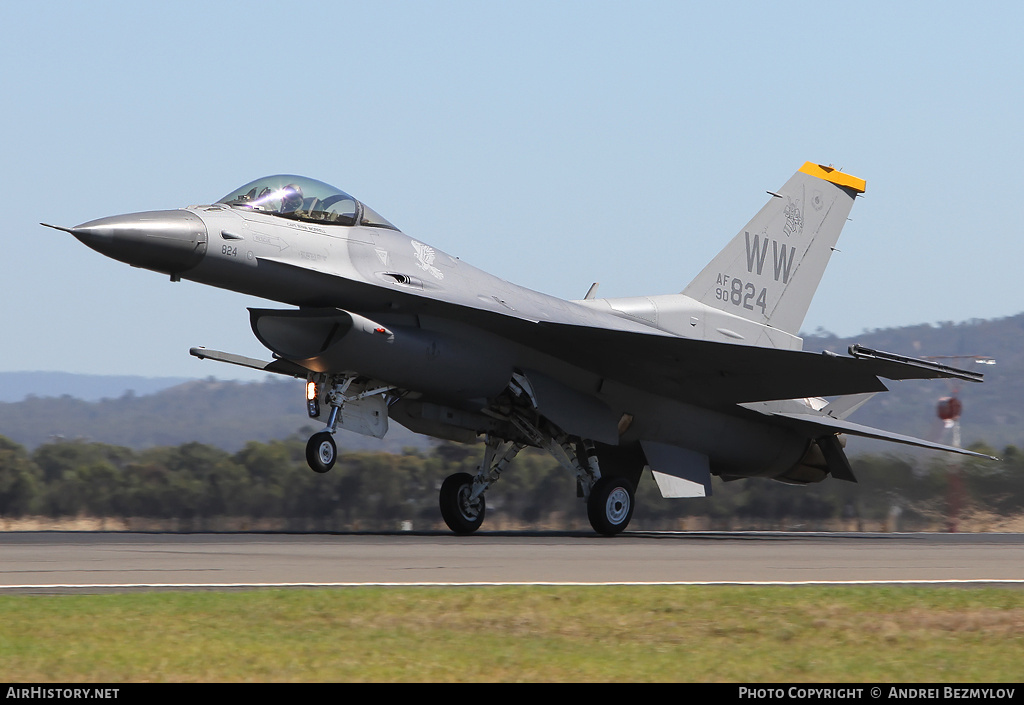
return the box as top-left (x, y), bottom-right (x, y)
top-left (766, 410), bottom-right (998, 460)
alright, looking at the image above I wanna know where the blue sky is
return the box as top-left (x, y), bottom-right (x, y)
top-left (2, 1), bottom-right (1022, 380)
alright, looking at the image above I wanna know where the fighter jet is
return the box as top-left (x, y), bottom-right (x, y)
top-left (43, 162), bottom-right (988, 535)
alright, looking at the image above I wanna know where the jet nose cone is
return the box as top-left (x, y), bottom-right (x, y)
top-left (70, 210), bottom-right (208, 275)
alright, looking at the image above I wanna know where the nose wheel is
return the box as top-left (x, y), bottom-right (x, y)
top-left (587, 476), bottom-right (635, 536)
top-left (305, 431), bottom-right (337, 473)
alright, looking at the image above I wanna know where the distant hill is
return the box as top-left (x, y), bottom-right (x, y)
top-left (0, 376), bottom-right (431, 453)
top-left (1, 312), bottom-right (1021, 455)
top-left (0, 372), bottom-right (190, 403)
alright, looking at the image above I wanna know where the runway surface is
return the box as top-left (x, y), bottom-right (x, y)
top-left (0, 531), bottom-right (1021, 591)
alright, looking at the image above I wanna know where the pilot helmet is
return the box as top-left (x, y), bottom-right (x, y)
top-left (280, 184), bottom-right (303, 213)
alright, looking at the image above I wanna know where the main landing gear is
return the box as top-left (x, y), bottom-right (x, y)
top-left (587, 475), bottom-right (635, 536)
top-left (438, 438), bottom-right (523, 535)
top-left (438, 415), bottom-right (636, 537)
top-left (438, 473), bottom-right (486, 534)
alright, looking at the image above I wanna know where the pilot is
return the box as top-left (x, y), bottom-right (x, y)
top-left (279, 184), bottom-right (303, 213)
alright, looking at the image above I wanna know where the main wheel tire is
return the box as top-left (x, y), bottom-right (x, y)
top-left (439, 472), bottom-right (485, 534)
top-left (587, 476), bottom-right (635, 536)
top-left (305, 431), bottom-right (337, 474)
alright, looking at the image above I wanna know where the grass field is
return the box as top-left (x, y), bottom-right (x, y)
top-left (1, 586), bottom-right (1022, 682)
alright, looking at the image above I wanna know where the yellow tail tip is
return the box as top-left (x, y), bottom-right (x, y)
top-left (799, 162), bottom-right (866, 194)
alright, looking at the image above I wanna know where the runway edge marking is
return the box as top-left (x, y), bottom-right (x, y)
top-left (1, 579), bottom-right (1023, 589)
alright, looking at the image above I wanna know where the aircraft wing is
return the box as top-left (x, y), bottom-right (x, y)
top-left (251, 257), bottom-right (982, 407)
top-left (529, 321), bottom-right (982, 407)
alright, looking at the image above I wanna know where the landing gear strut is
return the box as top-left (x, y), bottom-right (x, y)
top-left (439, 436), bottom-right (524, 535)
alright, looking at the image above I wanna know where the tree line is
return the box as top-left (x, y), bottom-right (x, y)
top-left (0, 434), bottom-right (1020, 531)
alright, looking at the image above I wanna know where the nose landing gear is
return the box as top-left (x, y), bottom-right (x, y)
top-left (302, 375), bottom-right (394, 474)
top-left (305, 431), bottom-right (337, 474)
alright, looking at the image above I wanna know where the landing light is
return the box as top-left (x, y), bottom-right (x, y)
top-left (306, 381), bottom-right (320, 418)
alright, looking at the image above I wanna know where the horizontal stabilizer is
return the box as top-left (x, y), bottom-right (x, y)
top-left (189, 347), bottom-right (309, 378)
top-left (766, 410), bottom-right (997, 460)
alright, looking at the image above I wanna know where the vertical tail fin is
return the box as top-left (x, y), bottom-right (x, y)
top-left (682, 162), bottom-right (865, 336)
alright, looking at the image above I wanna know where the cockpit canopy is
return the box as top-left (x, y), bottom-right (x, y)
top-left (218, 175), bottom-right (398, 230)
